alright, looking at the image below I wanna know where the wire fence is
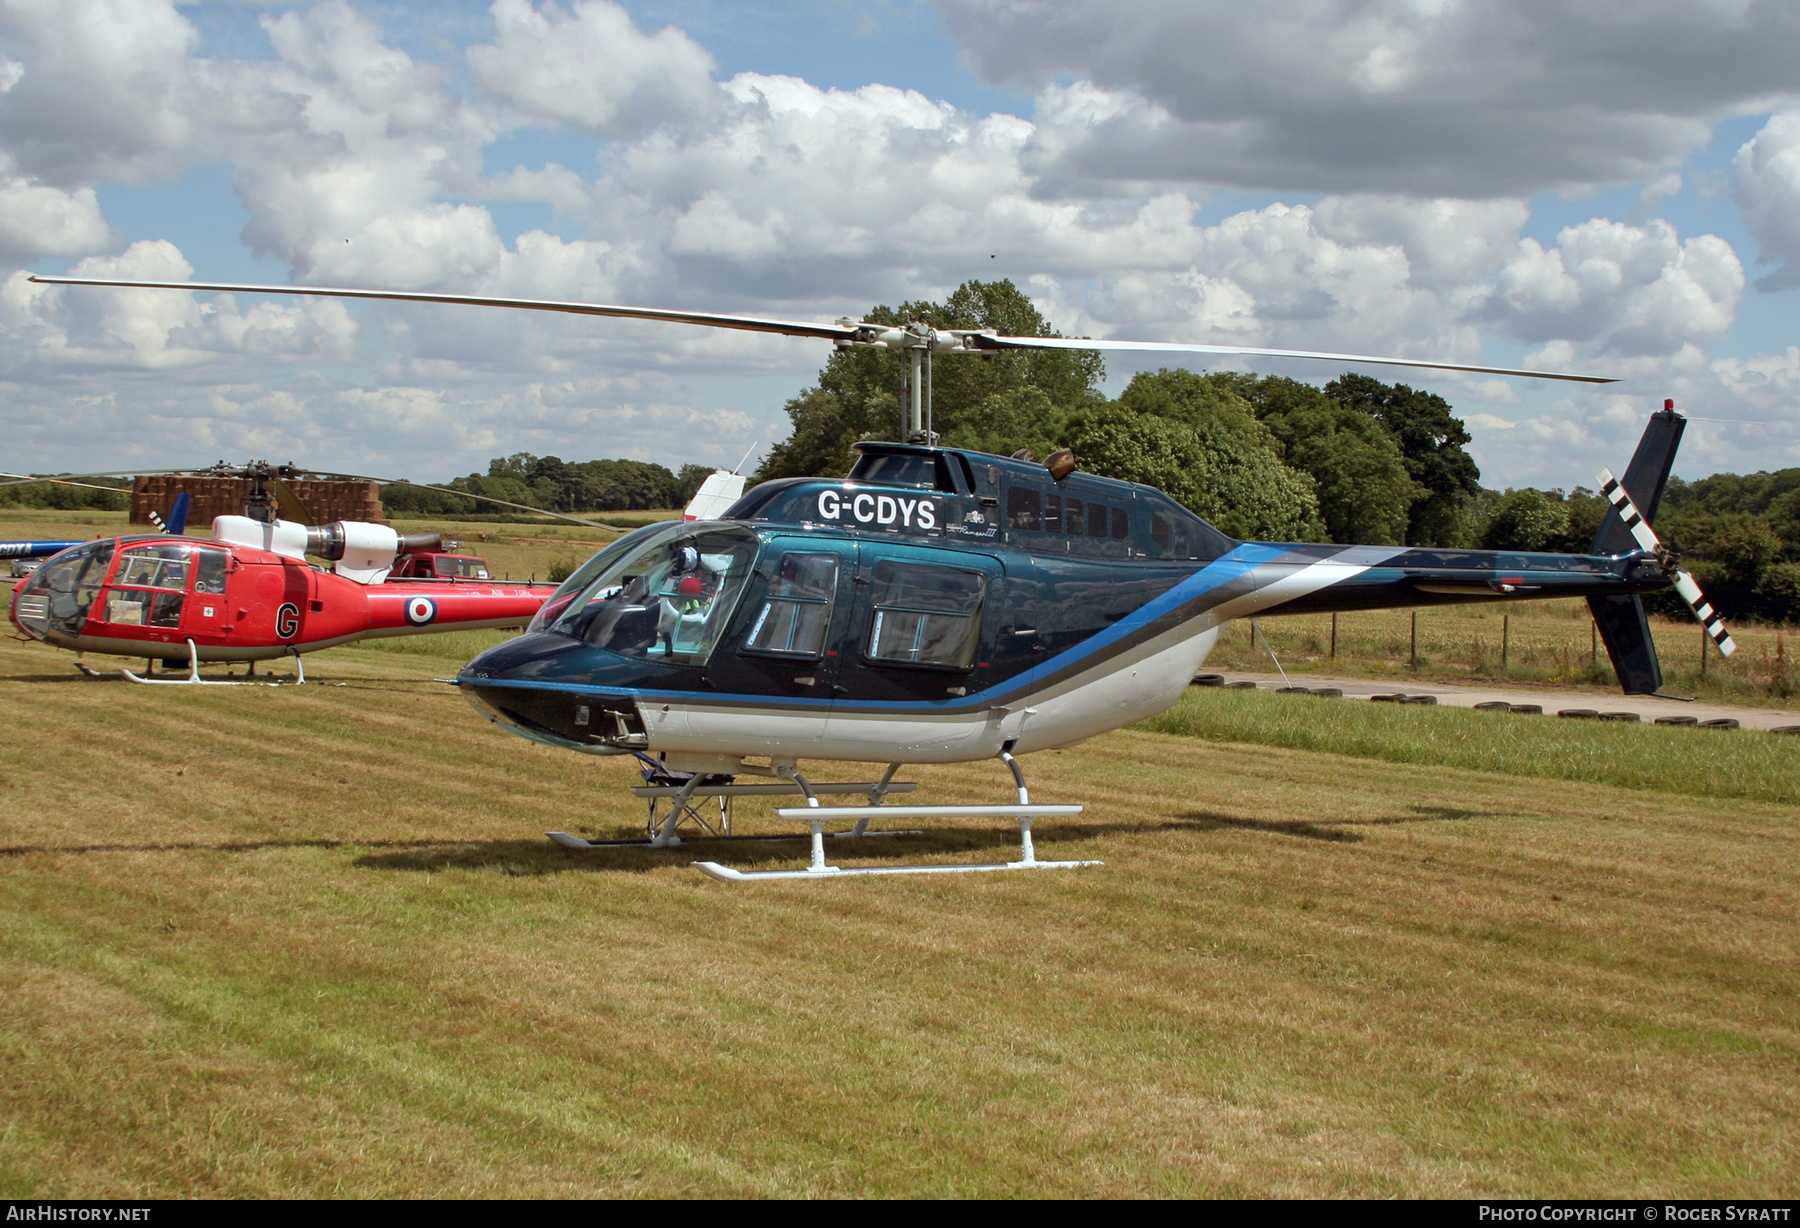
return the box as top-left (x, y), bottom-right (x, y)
top-left (1210, 598), bottom-right (1795, 702)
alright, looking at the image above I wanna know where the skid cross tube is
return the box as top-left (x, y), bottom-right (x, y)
top-left (547, 778), bottom-right (923, 849)
top-left (693, 753), bottom-right (1102, 881)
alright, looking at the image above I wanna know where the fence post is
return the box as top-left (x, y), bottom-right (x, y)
top-left (1502, 615), bottom-right (1509, 669)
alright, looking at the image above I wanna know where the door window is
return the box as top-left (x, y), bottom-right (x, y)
top-left (105, 589), bottom-right (184, 628)
top-left (193, 547), bottom-right (228, 595)
top-left (744, 553), bottom-right (839, 658)
top-left (865, 560), bottom-right (986, 669)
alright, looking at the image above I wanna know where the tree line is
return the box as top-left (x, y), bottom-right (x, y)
top-left (381, 454), bottom-right (717, 515)
top-left (756, 278), bottom-right (1800, 625)
top-left (0, 478), bottom-right (131, 511)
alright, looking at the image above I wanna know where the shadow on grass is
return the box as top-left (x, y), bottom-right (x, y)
top-left (353, 819), bottom-right (1124, 877)
top-left (1177, 804), bottom-right (1504, 844)
top-left (0, 670), bottom-right (450, 691)
top-left (0, 837), bottom-right (454, 857)
top-left (0, 671), bottom-right (120, 684)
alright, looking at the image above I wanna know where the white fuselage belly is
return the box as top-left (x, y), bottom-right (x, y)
top-left (637, 619), bottom-right (1224, 764)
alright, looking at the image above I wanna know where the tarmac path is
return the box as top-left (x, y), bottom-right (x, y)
top-left (1205, 670), bottom-right (1800, 732)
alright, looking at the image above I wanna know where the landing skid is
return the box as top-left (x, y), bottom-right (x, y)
top-left (105, 641), bottom-right (306, 686)
top-left (695, 751), bottom-right (1100, 881)
top-left (546, 751), bottom-right (1101, 880)
top-left (693, 805), bottom-right (1094, 881)
top-left (546, 828), bottom-right (919, 849)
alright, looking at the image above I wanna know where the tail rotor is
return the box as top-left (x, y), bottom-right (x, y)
top-left (1596, 466), bottom-right (1736, 658)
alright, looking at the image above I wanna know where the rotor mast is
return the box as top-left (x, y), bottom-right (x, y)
top-left (836, 317), bottom-right (970, 445)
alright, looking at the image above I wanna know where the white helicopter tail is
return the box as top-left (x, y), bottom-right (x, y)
top-left (682, 469), bottom-right (746, 521)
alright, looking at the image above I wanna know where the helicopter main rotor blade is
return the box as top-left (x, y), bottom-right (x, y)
top-left (0, 467), bottom-right (193, 490)
top-left (29, 274), bottom-right (1613, 385)
top-left (268, 478), bottom-right (312, 526)
top-left (27, 275), bottom-right (860, 343)
top-left (0, 471), bottom-right (139, 493)
top-left (303, 471), bottom-right (629, 532)
top-left (965, 335), bottom-right (1617, 385)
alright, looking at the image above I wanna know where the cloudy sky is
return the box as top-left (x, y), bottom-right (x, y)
top-left (3, 0), bottom-right (1799, 490)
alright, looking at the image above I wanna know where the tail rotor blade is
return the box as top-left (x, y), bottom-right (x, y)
top-left (1602, 465), bottom-right (1738, 657)
top-left (1671, 568), bottom-right (1737, 657)
top-left (1596, 467), bottom-right (1664, 555)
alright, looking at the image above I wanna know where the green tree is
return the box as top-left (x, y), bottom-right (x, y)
top-left (757, 279), bottom-right (1104, 479)
top-left (1214, 374), bottom-right (1417, 544)
top-left (673, 463), bottom-right (715, 506)
top-left (1480, 488), bottom-right (1570, 552)
top-left (1066, 372), bottom-right (1323, 541)
top-left (1324, 374), bottom-right (1482, 546)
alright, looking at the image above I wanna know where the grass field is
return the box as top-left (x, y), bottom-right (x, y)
top-left (0, 619), bottom-right (1795, 1196)
top-left (3, 506), bottom-right (1796, 1196)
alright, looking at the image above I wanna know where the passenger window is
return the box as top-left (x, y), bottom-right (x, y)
top-left (1111, 507), bottom-right (1130, 539)
top-left (1150, 512), bottom-right (1173, 550)
top-left (105, 592), bottom-right (145, 626)
top-left (116, 544), bottom-right (191, 590)
top-left (744, 553), bottom-right (839, 658)
top-left (1063, 499), bottom-right (1084, 536)
top-left (1173, 521), bottom-right (1195, 559)
top-left (1088, 503), bottom-right (1108, 538)
top-left (105, 589), bottom-right (183, 628)
top-left (866, 560), bottom-right (986, 669)
top-left (1044, 493), bottom-right (1062, 534)
top-left (1006, 487), bottom-right (1040, 531)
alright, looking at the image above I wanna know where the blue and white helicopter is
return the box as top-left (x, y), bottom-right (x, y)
top-left (30, 274), bottom-right (1729, 881)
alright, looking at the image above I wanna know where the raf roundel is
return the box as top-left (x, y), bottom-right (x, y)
top-left (404, 596), bottom-right (438, 626)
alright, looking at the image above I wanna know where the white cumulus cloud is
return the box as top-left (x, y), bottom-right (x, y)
top-left (467, 0), bottom-right (716, 136)
top-left (934, 0), bottom-right (1800, 196)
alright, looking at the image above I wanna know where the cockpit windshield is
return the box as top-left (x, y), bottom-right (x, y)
top-left (15, 539), bottom-right (115, 637)
top-left (525, 522), bottom-right (670, 633)
top-left (548, 524), bottom-right (758, 665)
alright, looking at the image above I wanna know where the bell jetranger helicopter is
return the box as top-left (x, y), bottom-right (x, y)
top-left (23, 273), bottom-right (1729, 882)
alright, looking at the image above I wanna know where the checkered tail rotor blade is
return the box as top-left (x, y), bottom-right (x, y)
top-left (1597, 466), bottom-right (1736, 657)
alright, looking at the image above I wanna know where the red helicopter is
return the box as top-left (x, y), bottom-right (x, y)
top-left (6, 462), bottom-right (564, 684)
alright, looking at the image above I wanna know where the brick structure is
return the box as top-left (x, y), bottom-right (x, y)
top-left (131, 476), bottom-right (384, 528)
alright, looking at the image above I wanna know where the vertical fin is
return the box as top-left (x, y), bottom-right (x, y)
top-left (166, 491), bottom-right (190, 536)
top-left (1590, 402), bottom-right (1685, 556)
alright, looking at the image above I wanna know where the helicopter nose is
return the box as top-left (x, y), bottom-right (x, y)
top-left (458, 629), bottom-right (582, 683)
top-left (456, 630), bottom-right (651, 754)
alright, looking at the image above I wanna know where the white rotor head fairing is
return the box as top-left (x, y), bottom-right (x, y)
top-left (210, 515), bottom-right (403, 585)
top-left (212, 515), bottom-right (309, 561)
